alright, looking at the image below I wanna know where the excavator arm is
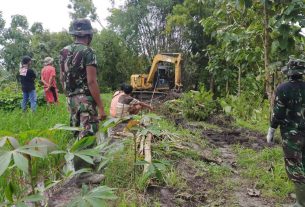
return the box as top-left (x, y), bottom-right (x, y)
top-left (145, 53), bottom-right (182, 89)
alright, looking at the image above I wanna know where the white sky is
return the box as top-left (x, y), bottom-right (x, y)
top-left (0, 0), bottom-right (124, 32)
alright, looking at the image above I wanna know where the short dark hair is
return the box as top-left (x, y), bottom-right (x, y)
top-left (123, 84), bottom-right (133, 95)
top-left (21, 56), bottom-right (32, 65)
top-left (120, 83), bottom-right (127, 91)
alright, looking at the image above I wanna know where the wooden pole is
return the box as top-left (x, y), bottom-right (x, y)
top-left (143, 133), bottom-right (152, 173)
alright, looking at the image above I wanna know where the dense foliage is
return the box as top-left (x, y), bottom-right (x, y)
top-left (0, 83), bottom-right (45, 111)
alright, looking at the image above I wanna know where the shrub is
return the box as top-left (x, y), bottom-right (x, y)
top-left (0, 83), bottom-right (45, 111)
top-left (219, 92), bottom-right (269, 124)
top-left (181, 86), bottom-right (219, 121)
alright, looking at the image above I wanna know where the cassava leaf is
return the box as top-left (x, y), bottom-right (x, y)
top-left (74, 154), bottom-right (94, 164)
top-left (13, 152), bottom-right (29, 174)
top-left (71, 136), bottom-right (96, 152)
top-left (0, 152), bottom-right (12, 176)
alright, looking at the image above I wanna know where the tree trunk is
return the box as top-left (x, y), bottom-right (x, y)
top-left (226, 79), bottom-right (229, 96)
top-left (209, 74), bottom-right (215, 94)
top-left (263, 3), bottom-right (272, 101)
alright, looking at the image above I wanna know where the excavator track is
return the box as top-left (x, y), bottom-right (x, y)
top-left (132, 90), bottom-right (182, 103)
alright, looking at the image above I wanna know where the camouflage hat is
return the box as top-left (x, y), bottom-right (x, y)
top-left (286, 58), bottom-right (305, 76)
top-left (69, 19), bottom-right (93, 37)
top-left (44, 57), bottom-right (54, 65)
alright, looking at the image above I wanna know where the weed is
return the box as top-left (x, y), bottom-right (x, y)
top-left (234, 145), bottom-right (294, 200)
top-left (164, 168), bottom-right (187, 189)
top-left (103, 139), bottom-right (137, 189)
top-left (195, 160), bottom-right (232, 181)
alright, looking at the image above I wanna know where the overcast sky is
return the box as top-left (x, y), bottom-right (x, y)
top-left (1, 0), bottom-right (124, 32)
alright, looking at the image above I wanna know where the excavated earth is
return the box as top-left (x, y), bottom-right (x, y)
top-left (145, 114), bottom-right (293, 207)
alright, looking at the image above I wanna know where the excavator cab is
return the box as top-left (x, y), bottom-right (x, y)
top-left (130, 53), bottom-right (182, 93)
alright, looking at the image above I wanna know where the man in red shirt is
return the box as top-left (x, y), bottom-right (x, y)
top-left (41, 57), bottom-right (58, 104)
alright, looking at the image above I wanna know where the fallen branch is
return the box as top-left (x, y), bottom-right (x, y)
top-left (139, 135), bottom-right (145, 156)
top-left (143, 133), bottom-right (152, 173)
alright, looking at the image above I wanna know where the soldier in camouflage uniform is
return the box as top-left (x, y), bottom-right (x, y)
top-left (60, 19), bottom-right (106, 139)
top-left (267, 59), bottom-right (305, 207)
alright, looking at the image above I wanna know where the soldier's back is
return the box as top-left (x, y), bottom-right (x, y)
top-left (276, 80), bottom-right (305, 130)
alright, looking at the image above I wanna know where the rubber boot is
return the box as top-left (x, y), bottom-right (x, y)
top-left (293, 183), bottom-right (305, 207)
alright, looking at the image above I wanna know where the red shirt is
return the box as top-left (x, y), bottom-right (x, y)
top-left (41, 65), bottom-right (56, 88)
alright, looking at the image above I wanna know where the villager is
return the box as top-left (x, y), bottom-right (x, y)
top-left (41, 57), bottom-right (58, 104)
top-left (110, 84), bottom-right (153, 118)
top-left (19, 56), bottom-right (37, 112)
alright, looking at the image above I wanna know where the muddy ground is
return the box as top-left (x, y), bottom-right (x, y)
top-left (145, 114), bottom-right (293, 207)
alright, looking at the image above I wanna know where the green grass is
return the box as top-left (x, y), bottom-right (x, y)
top-left (234, 145), bottom-right (294, 200)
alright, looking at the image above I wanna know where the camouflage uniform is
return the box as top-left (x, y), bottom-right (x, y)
top-left (60, 43), bottom-right (99, 139)
top-left (271, 78), bottom-right (305, 184)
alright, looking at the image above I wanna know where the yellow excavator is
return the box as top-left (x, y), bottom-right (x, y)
top-left (130, 53), bottom-right (182, 98)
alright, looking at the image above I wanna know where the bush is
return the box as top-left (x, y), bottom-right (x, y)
top-left (219, 92), bottom-right (269, 124)
top-left (181, 86), bottom-right (219, 121)
top-left (0, 83), bottom-right (45, 111)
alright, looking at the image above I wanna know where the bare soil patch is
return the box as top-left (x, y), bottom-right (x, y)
top-left (202, 128), bottom-right (268, 150)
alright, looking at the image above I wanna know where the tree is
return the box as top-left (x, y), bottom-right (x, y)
top-left (68, 0), bottom-right (104, 28)
top-left (166, 0), bottom-right (214, 90)
top-left (196, 0), bottom-right (305, 97)
top-left (30, 22), bottom-right (44, 34)
top-left (234, 0), bottom-right (305, 100)
top-left (92, 30), bottom-right (143, 91)
top-left (1, 15), bottom-right (30, 73)
top-left (108, 0), bottom-right (182, 58)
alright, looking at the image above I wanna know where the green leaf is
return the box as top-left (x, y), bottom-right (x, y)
top-left (15, 203), bottom-right (28, 207)
top-left (0, 137), bottom-right (8, 147)
top-left (73, 168), bottom-right (92, 175)
top-left (70, 136), bottom-right (96, 152)
top-left (4, 182), bottom-right (14, 202)
top-left (67, 186), bottom-right (117, 206)
top-left (13, 152), bottom-right (29, 174)
top-left (7, 137), bottom-right (20, 149)
top-left (28, 137), bottom-right (57, 153)
top-left (224, 106), bottom-right (232, 113)
top-left (17, 148), bottom-right (44, 158)
top-left (65, 152), bottom-right (74, 162)
top-left (0, 136), bottom-right (20, 148)
top-left (97, 159), bottom-right (109, 171)
top-left (74, 154), bottom-right (94, 164)
top-left (50, 150), bottom-right (66, 154)
top-left (50, 124), bottom-right (83, 131)
top-left (76, 149), bottom-right (100, 157)
top-left (0, 152), bottom-right (12, 176)
top-left (85, 197), bottom-right (105, 207)
top-left (22, 194), bottom-right (44, 202)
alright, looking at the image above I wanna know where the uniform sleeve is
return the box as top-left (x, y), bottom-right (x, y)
top-left (84, 48), bottom-right (97, 67)
top-left (270, 88), bottom-right (286, 129)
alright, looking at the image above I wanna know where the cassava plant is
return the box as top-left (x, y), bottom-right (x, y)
top-left (0, 136), bottom-right (56, 205)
